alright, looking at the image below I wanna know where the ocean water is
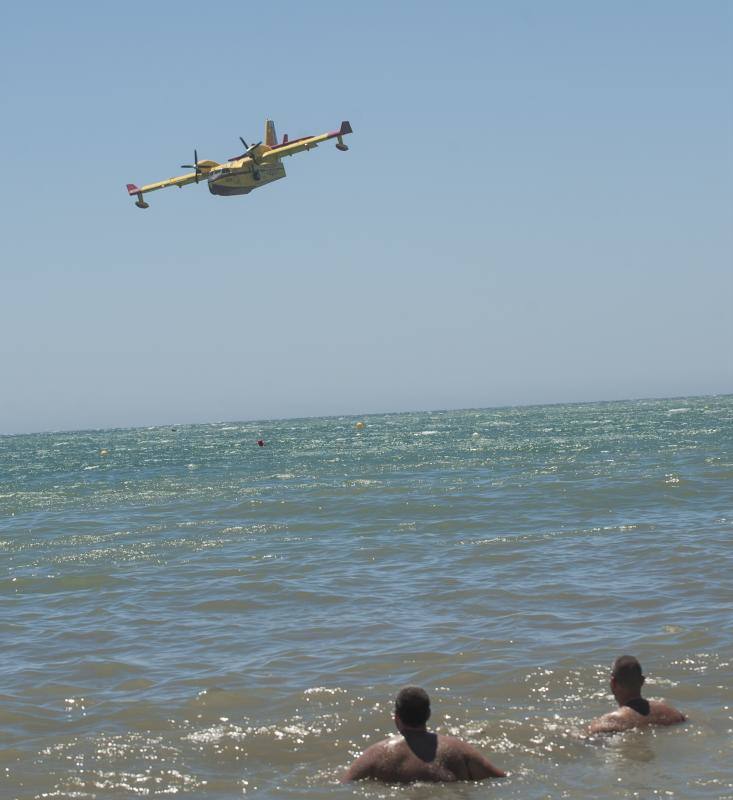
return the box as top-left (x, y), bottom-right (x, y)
top-left (1, 396), bottom-right (732, 800)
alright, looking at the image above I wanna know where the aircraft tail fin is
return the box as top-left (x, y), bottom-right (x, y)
top-left (265, 120), bottom-right (277, 147)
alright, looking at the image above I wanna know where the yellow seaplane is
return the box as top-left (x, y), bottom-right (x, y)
top-left (126, 119), bottom-right (353, 209)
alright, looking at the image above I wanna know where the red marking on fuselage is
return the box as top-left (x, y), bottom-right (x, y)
top-left (267, 135), bottom-right (312, 151)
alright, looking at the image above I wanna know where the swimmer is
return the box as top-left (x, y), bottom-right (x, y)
top-left (588, 655), bottom-right (686, 734)
top-left (341, 686), bottom-right (506, 783)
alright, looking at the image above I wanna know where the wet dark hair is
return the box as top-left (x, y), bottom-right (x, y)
top-left (612, 655), bottom-right (645, 689)
top-left (395, 686), bottom-right (431, 726)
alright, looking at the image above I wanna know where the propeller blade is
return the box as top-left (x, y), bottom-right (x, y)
top-left (229, 137), bottom-right (249, 161)
top-left (230, 139), bottom-right (263, 162)
top-left (182, 150), bottom-right (201, 182)
top-left (248, 142), bottom-right (263, 163)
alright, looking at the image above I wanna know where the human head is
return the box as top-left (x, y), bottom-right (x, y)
top-left (395, 686), bottom-right (431, 728)
top-left (610, 655), bottom-right (645, 699)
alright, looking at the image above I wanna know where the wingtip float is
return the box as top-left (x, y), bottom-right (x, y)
top-left (125, 119), bottom-right (353, 210)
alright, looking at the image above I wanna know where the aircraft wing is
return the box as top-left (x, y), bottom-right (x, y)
top-left (126, 160), bottom-right (219, 208)
top-left (261, 121), bottom-right (353, 163)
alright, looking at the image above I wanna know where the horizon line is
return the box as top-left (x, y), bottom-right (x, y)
top-left (2, 390), bottom-right (731, 438)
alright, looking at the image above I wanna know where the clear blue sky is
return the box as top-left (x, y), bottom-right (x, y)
top-left (1, 1), bottom-right (731, 434)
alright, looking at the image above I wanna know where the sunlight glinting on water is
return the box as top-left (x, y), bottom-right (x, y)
top-left (1, 396), bottom-right (732, 798)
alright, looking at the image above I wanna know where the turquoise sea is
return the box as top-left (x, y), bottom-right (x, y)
top-left (1, 395), bottom-right (732, 799)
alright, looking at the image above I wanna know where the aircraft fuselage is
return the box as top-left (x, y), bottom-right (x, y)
top-left (207, 159), bottom-right (286, 196)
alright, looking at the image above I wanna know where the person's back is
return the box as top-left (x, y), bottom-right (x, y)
top-left (589, 656), bottom-right (686, 734)
top-left (342, 687), bottom-right (505, 783)
top-left (589, 698), bottom-right (685, 733)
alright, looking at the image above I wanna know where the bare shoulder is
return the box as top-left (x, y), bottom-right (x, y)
top-left (341, 739), bottom-right (392, 782)
top-left (589, 703), bottom-right (687, 734)
top-left (437, 733), bottom-right (482, 760)
top-left (439, 735), bottom-right (506, 779)
top-left (648, 700), bottom-right (686, 725)
top-left (588, 709), bottom-right (637, 734)
top-left (438, 733), bottom-right (470, 750)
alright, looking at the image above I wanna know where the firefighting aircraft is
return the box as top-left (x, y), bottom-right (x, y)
top-left (126, 119), bottom-right (352, 209)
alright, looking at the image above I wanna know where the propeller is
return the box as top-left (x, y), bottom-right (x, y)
top-left (229, 137), bottom-right (264, 181)
top-left (181, 149), bottom-right (202, 183)
top-left (230, 138), bottom-right (263, 162)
